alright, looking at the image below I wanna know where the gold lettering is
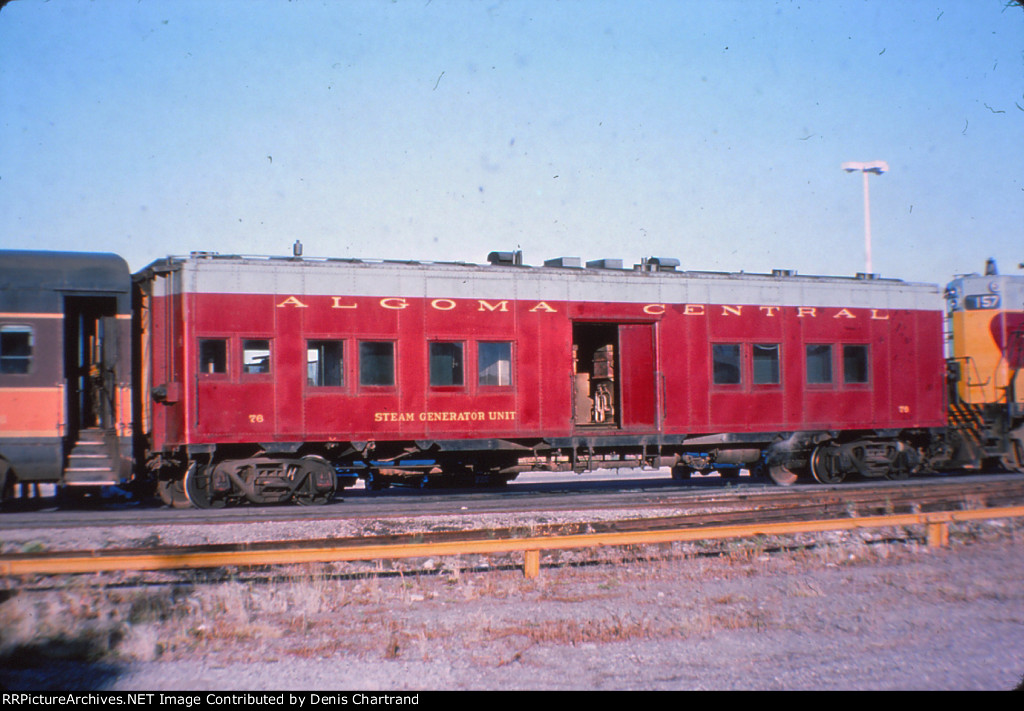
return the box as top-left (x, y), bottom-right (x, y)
top-left (721, 305), bottom-right (742, 317)
top-left (643, 303), bottom-right (666, 315)
top-left (759, 306), bottom-right (780, 317)
top-left (431, 298), bottom-right (457, 311)
top-left (797, 307), bottom-right (817, 318)
top-left (871, 309), bottom-right (890, 320)
top-left (529, 301), bottom-right (557, 313)
top-left (387, 409), bottom-right (512, 422)
top-left (331, 297), bottom-right (357, 309)
top-left (276, 296), bottom-right (308, 308)
top-left (380, 298), bottom-right (409, 310)
top-left (478, 300), bottom-right (509, 312)
top-left (833, 308), bottom-right (856, 319)
top-left (683, 304), bottom-right (706, 316)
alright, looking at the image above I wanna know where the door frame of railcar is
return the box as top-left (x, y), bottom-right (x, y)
top-left (63, 295), bottom-right (120, 438)
top-left (571, 321), bottom-right (659, 431)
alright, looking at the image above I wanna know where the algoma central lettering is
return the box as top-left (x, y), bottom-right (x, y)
top-left (274, 296), bottom-right (890, 320)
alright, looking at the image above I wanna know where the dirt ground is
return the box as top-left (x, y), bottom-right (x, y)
top-left (2, 520), bottom-right (1023, 691)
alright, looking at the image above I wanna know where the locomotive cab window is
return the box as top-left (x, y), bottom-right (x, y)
top-left (712, 344), bottom-right (741, 385)
top-left (806, 344), bottom-right (833, 384)
top-left (198, 338), bottom-right (227, 375)
top-left (360, 341), bottom-right (395, 387)
top-left (843, 345), bottom-right (870, 384)
top-left (429, 342), bottom-right (464, 387)
top-left (0, 325), bottom-right (33, 374)
top-left (242, 339), bottom-right (271, 374)
top-left (479, 341), bottom-right (513, 387)
top-left (308, 340), bottom-right (344, 387)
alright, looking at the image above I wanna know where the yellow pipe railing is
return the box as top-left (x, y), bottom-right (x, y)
top-left (1, 506), bottom-right (1022, 579)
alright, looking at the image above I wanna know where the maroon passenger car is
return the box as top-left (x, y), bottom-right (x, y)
top-left (135, 251), bottom-right (946, 507)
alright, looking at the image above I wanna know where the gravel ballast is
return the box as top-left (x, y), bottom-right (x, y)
top-left (2, 518), bottom-right (1023, 691)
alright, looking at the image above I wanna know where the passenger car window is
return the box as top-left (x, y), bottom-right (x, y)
top-left (0, 325), bottom-right (32, 374)
top-left (429, 342), bottom-right (464, 386)
top-left (359, 341), bottom-right (394, 386)
top-left (753, 344), bottom-right (780, 385)
top-left (712, 344), bottom-right (741, 385)
top-left (843, 345), bottom-right (869, 384)
top-left (478, 342), bottom-right (512, 386)
top-left (242, 339), bottom-right (271, 374)
top-left (198, 338), bottom-right (227, 374)
top-left (806, 344), bottom-right (833, 384)
top-left (308, 340), bottom-right (344, 387)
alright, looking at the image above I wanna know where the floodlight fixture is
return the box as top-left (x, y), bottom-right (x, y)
top-left (842, 161), bottom-right (889, 274)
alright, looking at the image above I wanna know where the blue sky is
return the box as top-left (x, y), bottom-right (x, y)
top-left (1, 0), bottom-right (1022, 284)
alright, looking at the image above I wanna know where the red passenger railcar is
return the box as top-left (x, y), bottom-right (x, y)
top-left (135, 251), bottom-right (946, 507)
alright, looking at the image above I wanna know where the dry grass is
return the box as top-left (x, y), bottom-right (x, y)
top-left (2, 519), bottom-right (1021, 669)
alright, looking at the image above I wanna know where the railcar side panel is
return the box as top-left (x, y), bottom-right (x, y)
top-left (140, 263), bottom-right (946, 455)
top-left (1, 251), bottom-right (133, 492)
top-left (128, 253), bottom-right (953, 508)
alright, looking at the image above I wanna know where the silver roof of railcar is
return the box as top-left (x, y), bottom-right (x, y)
top-left (136, 251), bottom-right (943, 311)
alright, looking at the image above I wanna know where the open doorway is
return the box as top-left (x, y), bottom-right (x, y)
top-left (573, 323), bottom-right (618, 426)
top-left (573, 321), bottom-right (658, 430)
top-left (64, 296), bottom-right (119, 435)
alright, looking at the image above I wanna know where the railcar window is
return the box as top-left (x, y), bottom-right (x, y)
top-left (753, 344), bottom-right (780, 384)
top-left (806, 344), bottom-right (833, 384)
top-left (712, 344), bottom-right (741, 385)
top-left (479, 342), bottom-right (513, 387)
top-left (429, 342), bottom-right (464, 387)
top-left (843, 345), bottom-right (869, 384)
top-left (198, 339), bottom-right (227, 374)
top-left (308, 340), bottom-right (344, 387)
top-left (359, 341), bottom-right (395, 386)
top-left (242, 339), bottom-right (271, 374)
top-left (0, 325), bottom-right (32, 374)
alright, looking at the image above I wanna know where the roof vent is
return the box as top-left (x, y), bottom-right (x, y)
top-left (544, 257), bottom-right (582, 268)
top-left (855, 272), bottom-right (879, 280)
top-left (636, 257), bottom-right (680, 272)
top-left (487, 250), bottom-right (523, 266)
top-left (772, 269), bottom-right (796, 277)
top-left (586, 259), bottom-right (624, 270)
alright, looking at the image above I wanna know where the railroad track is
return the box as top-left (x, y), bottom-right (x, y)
top-left (2, 473), bottom-right (1023, 583)
top-left (3, 470), bottom-right (1021, 529)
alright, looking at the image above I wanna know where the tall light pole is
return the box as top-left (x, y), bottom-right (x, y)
top-left (842, 160), bottom-right (888, 274)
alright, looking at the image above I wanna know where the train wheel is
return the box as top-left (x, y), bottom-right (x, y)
top-left (184, 465), bottom-right (226, 509)
top-left (884, 447), bottom-right (912, 481)
top-left (293, 456), bottom-right (337, 506)
top-left (767, 463), bottom-right (799, 486)
top-left (810, 445), bottom-right (845, 484)
top-left (157, 478), bottom-right (192, 509)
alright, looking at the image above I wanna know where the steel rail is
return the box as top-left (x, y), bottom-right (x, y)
top-left (2, 505), bottom-right (1023, 578)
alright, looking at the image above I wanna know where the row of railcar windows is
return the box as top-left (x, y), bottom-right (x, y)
top-left (712, 343), bottom-right (869, 386)
top-left (197, 338), bottom-right (514, 389)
